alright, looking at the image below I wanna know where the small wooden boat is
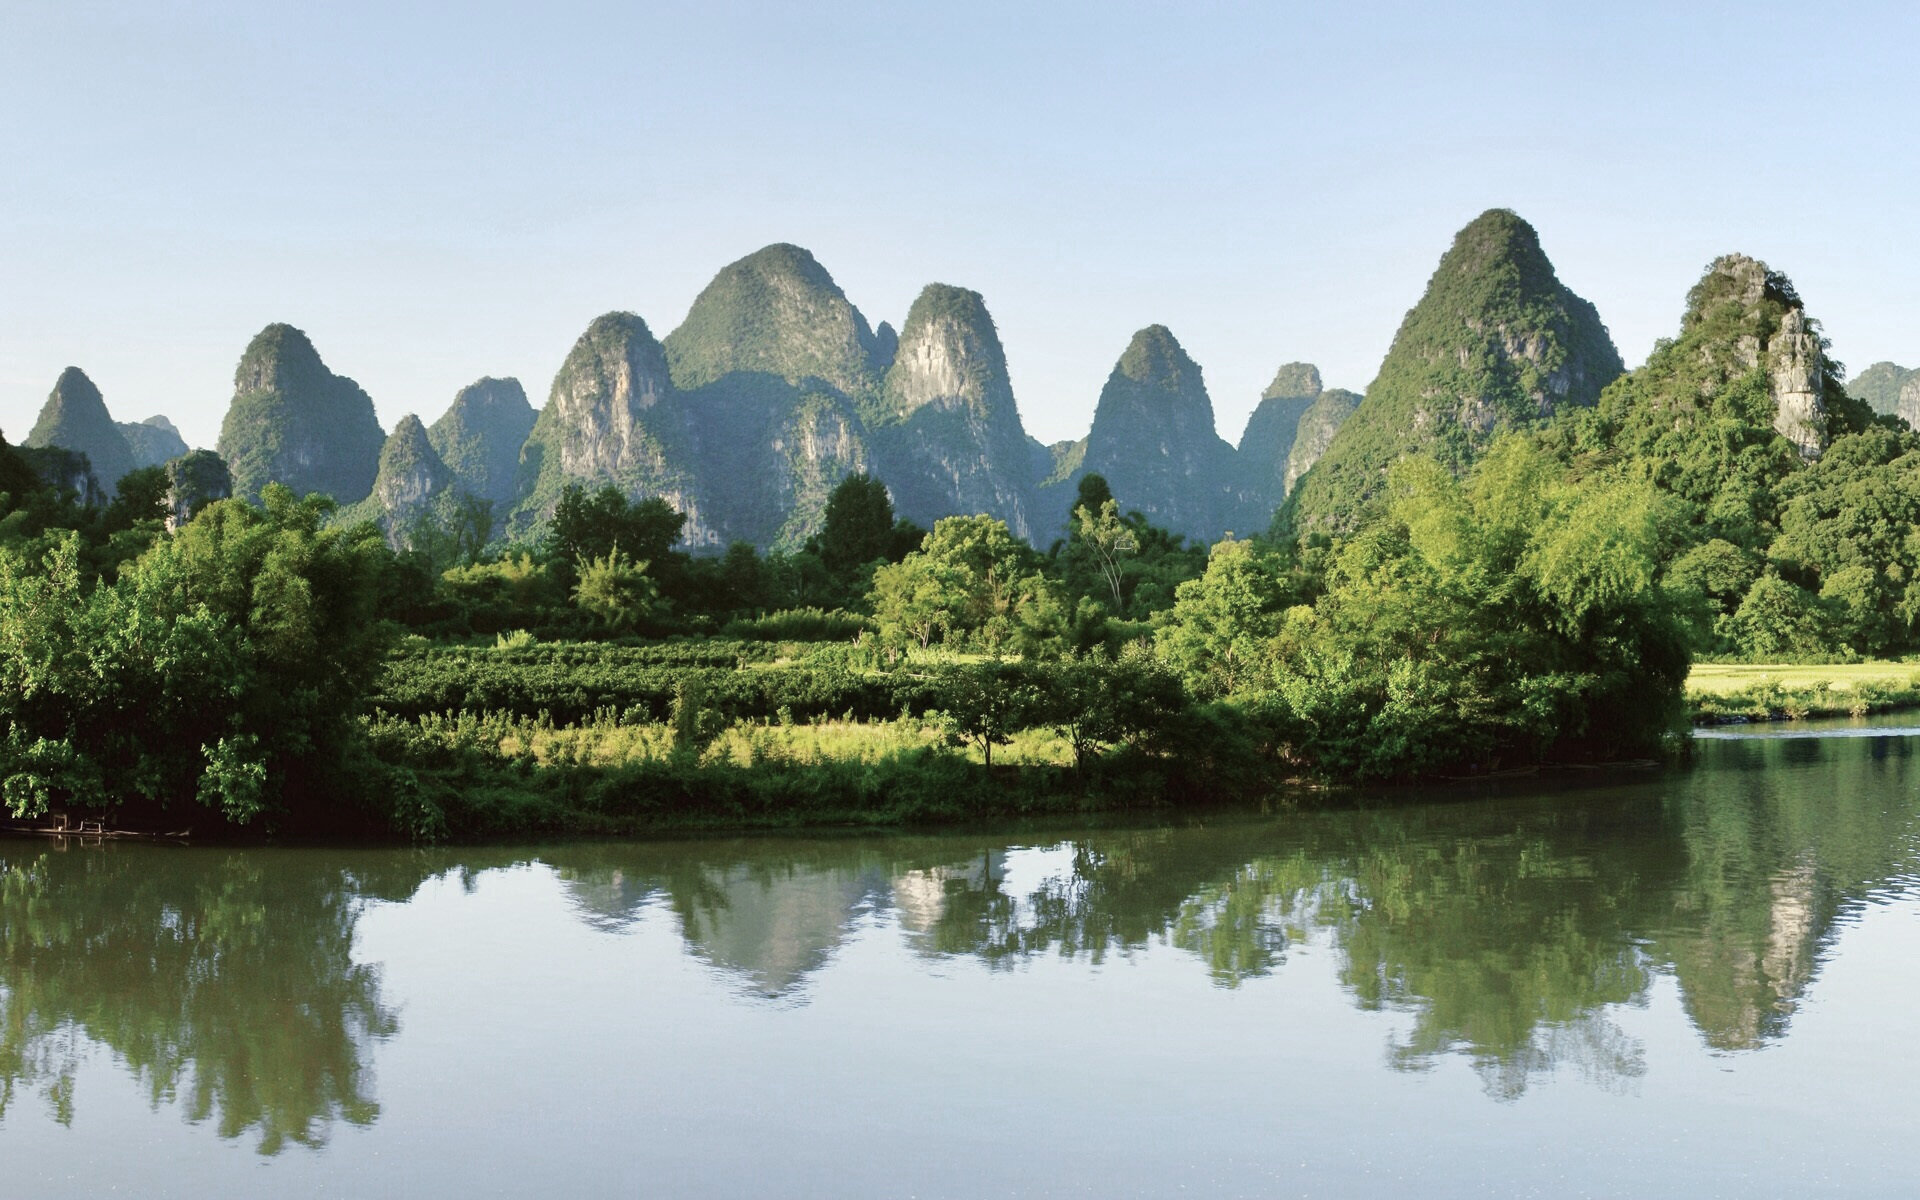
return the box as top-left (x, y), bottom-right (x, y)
top-left (0, 813), bottom-right (192, 842)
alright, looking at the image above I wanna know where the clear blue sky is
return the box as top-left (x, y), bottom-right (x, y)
top-left (4, 1), bottom-right (1918, 451)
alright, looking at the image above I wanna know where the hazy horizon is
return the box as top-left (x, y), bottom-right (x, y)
top-left (6, 1), bottom-right (1918, 451)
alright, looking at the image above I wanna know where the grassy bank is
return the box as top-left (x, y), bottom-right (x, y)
top-left (361, 709), bottom-right (1255, 841)
top-left (1686, 661), bottom-right (1920, 723)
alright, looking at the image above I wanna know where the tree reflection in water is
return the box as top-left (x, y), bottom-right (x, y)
top-left (549, 732), bottom-right (1920, 1097)
top-left (0, 845), bottom-right (437, 1154)
top-left (3, 730), bottom-right (1915, 1148)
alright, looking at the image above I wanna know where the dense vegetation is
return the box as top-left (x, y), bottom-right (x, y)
top-left (1281, 209), bottom-right (1625, 534)
top-left (8, 221), bottom-right (1920, 842)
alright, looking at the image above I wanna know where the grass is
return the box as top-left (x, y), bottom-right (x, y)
top-left (361, 707), bottom-right (1116, 841)
top-left (507, 713), bottom-right (1075, 770)
top-left (1686, 660), bottom-right (1920, 696)
top-left (1686, 661), bottom-right (1920, 723)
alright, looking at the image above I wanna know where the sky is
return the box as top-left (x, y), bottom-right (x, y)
top-left (4, 1), bottom-right (1920, 452)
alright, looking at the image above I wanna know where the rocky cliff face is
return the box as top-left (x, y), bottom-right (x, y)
top-left (342, 415), bottom-right (466, 548)
top-left (875, 284), bottom-right (1039, 541)
top-left (428, 377), bottom-right (536, 511)
top-left (1283, 209), bottom-right (1624, 533)
top-left (118, 416), bottom-right (189, 470)
top-left (1041, 325), bottom-right (1243, 540)
top-left (1898, 377), bottom-right (1920, 430)
top-left (1237, 362), bottom-right (1324, 508)
top-left (1768, 308), bottom-right (1827, 458)
top-left (510, 312), bottom-right (717, 547)
top-left (1284, 387), bottom-right (1360, 496)
top-left (215, 324), bottom-right (386, 505)
top-left (25, 367), bottom-right (136, 497)
top-left (1670, 254), bottom-right (1843, 459)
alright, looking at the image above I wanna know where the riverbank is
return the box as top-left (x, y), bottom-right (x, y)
top-left (360, 708), bottom-right (1278, 842)
top-left (1686, 661), bottom-right (1920, 724)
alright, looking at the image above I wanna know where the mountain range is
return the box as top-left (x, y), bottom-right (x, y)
top-left (138, 243), bottom-right (1360, 551)
top-left (22, 208), bottom-right (1902, 554)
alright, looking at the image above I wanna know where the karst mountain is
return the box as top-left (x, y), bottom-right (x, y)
top-left (1281, 208), bottom-right (1624, 533)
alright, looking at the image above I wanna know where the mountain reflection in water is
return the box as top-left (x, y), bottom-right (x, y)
top-left (2, 730), bottom-right (1917, 1150)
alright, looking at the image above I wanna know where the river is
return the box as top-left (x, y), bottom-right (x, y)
top-left (3, 720), bottom-right (1919, 1197)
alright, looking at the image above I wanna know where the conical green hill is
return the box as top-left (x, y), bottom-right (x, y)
top-left (1282, 209), bottom-right (1624, 534)
top-left (510, 312), bottom-right (715, 547)
top-left (663, 243), bottom-right (888, 404)
top-left (215, 324), bottom-right (386, 505)
top-left (118, 415), bottom-right (189, 469)
top-left (336, 414), bottom-right (467, 548)
top-left (1593, 253), bottom-right (1868, 484)
top-left (25, 367), bottom-right (136, 497)
top-left (660, 245), bottom-right (883, 549)
top-left (875, 283), bottom-right (1039, 540)
top-left (1044, 325), bottom-right (1242, 541)
top-left (1237, 362), bottom-right (1324, 508)
top-left (428, 376), bottom-right (536, 510)
top-left (1848, 362), bottom-right (1915, 417)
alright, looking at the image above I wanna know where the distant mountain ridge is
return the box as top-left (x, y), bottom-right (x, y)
top-left (179, 244), bottom-right (1383, 548)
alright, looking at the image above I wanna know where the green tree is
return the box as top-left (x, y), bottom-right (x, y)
top-left (815, 473), bottom-right (896, 574)
top-left (1267, 438), bottom-right (1689, 778)
top-left (869, 514), bottom-right (1042, 651)
top-left (1073, 498), bottom-right (1136, 609)
top-left (936, 661), bottom-right (1042, 768)
top-left (572, 549), bottom-right (660, 633)
top-left (1156, 537), bottom-right (1294, 698)
top-left (0, 485), bottom-right (391, 827)
top-left (547, 484), bottom-right (685, 581)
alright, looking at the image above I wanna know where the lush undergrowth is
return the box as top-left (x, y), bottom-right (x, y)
top-left (362, 708), bottom-right (1265, 842)
top-left (1685, 660), bottom-right (1920, 722)
top-left (1688, 676), bottom-right (1920, 723)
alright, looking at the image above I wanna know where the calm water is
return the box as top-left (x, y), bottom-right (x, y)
top-left (5, 726), bottom-right (1920, 1197)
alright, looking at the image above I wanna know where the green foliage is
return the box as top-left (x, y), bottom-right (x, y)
top-left (1725, 574), bottom-right (1831, 660)
top-left (548, 484), bottom-right (686, 584)
top-left (571, 549), bottom-right (660, 633)
top-left (870, 514), bottom-right (1050, 652)
top-left (1155, 536), bottom-right (1298, 699)
top-left (1283, 210), bottom-right (1624, 533)
top-left (439, 554), bottom-right (565, 634)
top-left (1048, 475), bottom-right (1208, 622)
top-left (0, 485), bottom-right (392, 826)
top-left (935, 660), bottom-right (1044, 768)
top-left (1264, 439), bottom-right (1691, 778)
top-left (720, 607), bottom-right (872, 641)
top-left (815, 472), bottom-right (896, 573)
top-left (572, 556), bottom-right (641, 633)
top-left (1040, 646), bottom-right (1185, 769)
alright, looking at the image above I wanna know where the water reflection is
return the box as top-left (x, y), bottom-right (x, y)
top-left (547, 734), bottom-right (1920, 1095)
top-left (0, 847), bottom-right (430, 1153)
top-left (2, 730), bottom-right (1917, 1148)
